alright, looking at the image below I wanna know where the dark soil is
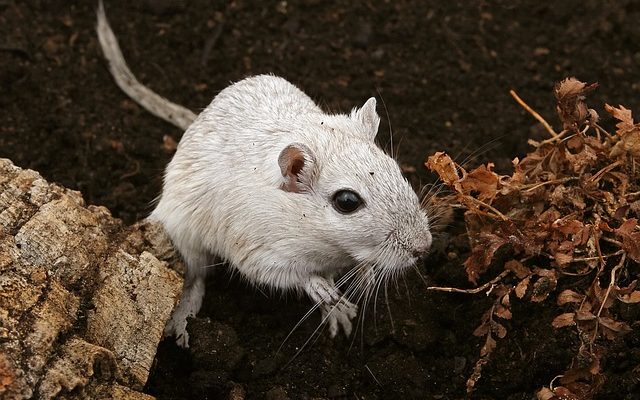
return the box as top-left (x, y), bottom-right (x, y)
top-left (2, 1), bottom-right (639, 399)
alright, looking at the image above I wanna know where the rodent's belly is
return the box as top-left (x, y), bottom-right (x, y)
top-left (213, 221), bottom-right (356, 289)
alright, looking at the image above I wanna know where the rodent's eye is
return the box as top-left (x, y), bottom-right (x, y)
top-left (332, 190), bottom-right (363, 214)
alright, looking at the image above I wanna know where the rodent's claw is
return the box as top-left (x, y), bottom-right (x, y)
top-left (163, 276), bottom-right (206, 348)
top-left (175, 331), bottom-right (190, 348)
top-left (164, 313), bottom-right (190, 348)
top-left (306, 276), bottom-right (359, 337)
top-left (322, 299), bottom-right (358, 338)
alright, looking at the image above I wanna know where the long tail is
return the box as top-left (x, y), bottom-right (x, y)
top-left (96, 0), bottom-right (197, 131)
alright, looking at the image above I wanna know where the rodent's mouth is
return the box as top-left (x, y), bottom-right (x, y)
top-left (399, 257), bottom-right (421, 272)
top-left (373, 234), bottom-right (429, 272)
top-left (381, 253), bottom-right (419, 273)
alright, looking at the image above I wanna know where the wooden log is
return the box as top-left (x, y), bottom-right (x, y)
top-left (0, 158), bottom-right (183, 400)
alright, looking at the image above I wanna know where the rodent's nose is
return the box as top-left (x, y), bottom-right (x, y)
top-left (412, 241), bottom-right (431, 260)
top-left (412, 247), bottom-right (428, 260)
top-left (412, 232), bottom-right (433, 260)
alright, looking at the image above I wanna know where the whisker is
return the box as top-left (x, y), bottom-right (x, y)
top-left (402, 274), bottom-right (411, 307)
top-left (278, 297), bottom-right (325, 354)
top-left (365, 364), bottom-right (382, 386)
top-left (394, 136), bottom-right (405, 162)
top-left (279, 258), bottom-right (372, 359)
top-left (376, 88), bottom-right (394, 160)
top-left (371, 260), bottom-right (390, 334)
top-left (412, 265), bottom-right (431, 290)
top-left (334, 262), bottom-right (365, 288)
top-left (280, 240), bottom-right (412, 364)
top-left (420, 183), bottom-right (448, 207)
top-left (199, 260), bottom-right (226, 270)
top-left (420, 180), bottom-right (447, 199)
top-left (345, 268), bottom-right (376, 353)
top-left (384, 280), bottom-right (395, 334)
top-left (456, 134), bottom-right (506, 169)
top-left (282, 314), bottom-right (327, 367)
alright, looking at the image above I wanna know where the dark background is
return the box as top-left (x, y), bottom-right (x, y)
top-left (1, 1), bottom-right (639, 398)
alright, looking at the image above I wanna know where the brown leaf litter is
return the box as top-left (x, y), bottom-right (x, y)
top-left (426, 77), bottom-right (640, 399)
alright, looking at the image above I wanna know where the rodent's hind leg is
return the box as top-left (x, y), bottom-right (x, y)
top-left (304, 276), bottom-right (358, 338)
top-left (164, 251), bottom-right (210, 348)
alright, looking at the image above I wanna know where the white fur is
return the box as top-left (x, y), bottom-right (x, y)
top-left (149, 75), bottom-right (432, 346)
top-left (95, 4), bottom-right (431, 347)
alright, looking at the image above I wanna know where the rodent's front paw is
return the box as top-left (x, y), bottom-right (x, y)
top-left (164, 311), bottom-right (190, 348)
top-left (322, 299), bottom-right (358, 338)
top-left (163, 277), bottom-right (206, 348)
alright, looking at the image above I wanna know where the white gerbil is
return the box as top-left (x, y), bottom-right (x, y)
top-left (97, 3), bottom-right (432, 347)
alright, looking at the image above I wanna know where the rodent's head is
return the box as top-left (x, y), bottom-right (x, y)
top-left (278, 98), bottom-right (432, 273)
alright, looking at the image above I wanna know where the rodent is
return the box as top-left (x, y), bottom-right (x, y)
top-left (97, 2), bottom-right (432, 347)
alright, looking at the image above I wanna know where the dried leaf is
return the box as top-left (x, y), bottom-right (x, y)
top-left (492, 321), bottom-right (508, 339)
top-left (590, 280), bottom-right (611, 307)
top-left (557, 289), bottom-right (584, 305)
top-left (553, 219), bottom-right (585, 236)
top-left (615, 280), bottom-right (638, 293)
top-left (501, 293), bottom-right (511, 307)
top-left (614, 219), bottom-right (640, 262)
top-left (464, 233), bottom-right (508, 284)
top-left (536, 387), bottom-right (555, 400)
top-left (606, 104), bottom-right (640, 158)
top-left (473, 322), bottom-right (490, 337)
top-left (550, 185), bottom-right (586, 210)
top-left (505, 259), bottom-right (531, 279)
top-left (460, 164), bottom-right (501, 202)
top-left (552, 386), bottom-right (583, 400)
top-left (492, 284), bottom-right (511, 299)
top-left (555, 78), bottom-right (598, 130)
top-left (605, 103), bottom-right (634, 131)
top-left (530, 275), bottom-right (558, 302)
top-left (515, 276), bottom-right (530, 299)
top-left (553, 250), bottom-right (574, 266)
top-left (598, 317), bottom-right (632, 340)
top-left (616, 218), bottom-right (638, 235)
top-left (552, 312), bottom-right (575, 328)
top-left (617, 290), bottom-right (640, 304)
top-left (616, 129), bottom-right (640, 157)
top-left (564, 136), bottom-right (600, 175)
top-left (465, 356), bottom-right (489, 394)
top-left (574, 310), bottom-right (596, 322)
top-left (425, 152), bottom-right (460, 187)
top-left (494, 304), bottom-right (512, 320)
top-left (534, 268), bottom-right (559, 278)
top-left (561, 366), bottom-right (589, 385)
top-left (480, 334), bottom-right (496, 357)
top-left (622, 234), bottom-right (640, 262)
top-left (630, 200), bottom-right (640, 218)
top-left (588, 355), bottom-right (601, 376)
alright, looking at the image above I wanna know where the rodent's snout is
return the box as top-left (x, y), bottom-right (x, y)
top-left (412, 231), bottom-right (433, 261)
top-left (412, 245), bottom-right (429, 259)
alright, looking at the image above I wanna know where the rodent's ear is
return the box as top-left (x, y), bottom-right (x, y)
top-left (278, 143), bottom-right (316, 193)
top-left (352, 97), bottom-right (380, 141)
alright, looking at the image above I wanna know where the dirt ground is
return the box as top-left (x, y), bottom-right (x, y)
top-left (1, 1), bottom-right (639, 399)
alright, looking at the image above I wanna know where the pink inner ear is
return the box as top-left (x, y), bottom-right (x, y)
top-left (279, 145), bottom-right (306, 192)
top-left (290, 157), bottom-right (304, 177)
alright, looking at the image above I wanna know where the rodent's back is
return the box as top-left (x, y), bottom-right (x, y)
top-left (175, 75), bottom-right (322, 183)
top-left (190, 75), bottom-right (321, 140)
top-left (175, 75), bottom-right (321, 174)
top-left (150, 75), bottom-right (325, 268)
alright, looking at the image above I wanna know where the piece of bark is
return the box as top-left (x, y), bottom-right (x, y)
top-left (0, 158), bottom-right (183, 400)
